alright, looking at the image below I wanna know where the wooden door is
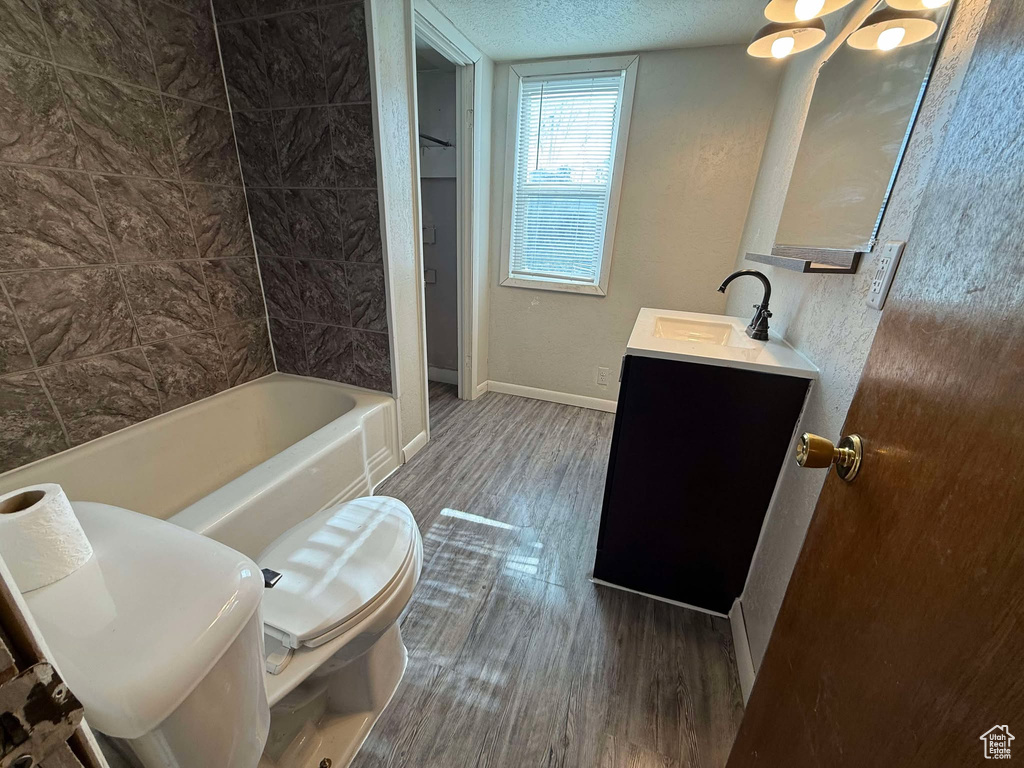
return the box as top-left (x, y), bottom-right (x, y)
top-left (727, 2), bottom-right (1024, 765)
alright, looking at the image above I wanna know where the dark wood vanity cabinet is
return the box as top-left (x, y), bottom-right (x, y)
top-left (594, 354), bottom-right (812, 614)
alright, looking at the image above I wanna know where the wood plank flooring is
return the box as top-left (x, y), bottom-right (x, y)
top-left (351, 383), bottom-right (744, 768)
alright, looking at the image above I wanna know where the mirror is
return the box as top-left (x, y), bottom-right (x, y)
top-left (773, 2), bottom-right (953, 256)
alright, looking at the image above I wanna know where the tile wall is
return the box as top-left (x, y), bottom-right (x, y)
top-left (0, 0), bottom-right (274, 473)
top-left (214, 0), bottom-right (392, 392)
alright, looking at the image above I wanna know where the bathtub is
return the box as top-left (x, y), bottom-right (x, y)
top-left (0, 373), bottom-right (400, 559)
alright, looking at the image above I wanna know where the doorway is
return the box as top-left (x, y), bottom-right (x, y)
top-left (415, 40), bottom-right (460, 398)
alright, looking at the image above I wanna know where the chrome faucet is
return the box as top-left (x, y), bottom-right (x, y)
top-left (717, 270), bottom-right (772, 341)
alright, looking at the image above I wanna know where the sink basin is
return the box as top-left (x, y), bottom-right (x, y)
top-left (627, 309), bottom-right (817, 379)
top-left (652, 316), bottom-right (754, 348)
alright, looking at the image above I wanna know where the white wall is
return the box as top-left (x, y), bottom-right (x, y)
top-left (417, 70), bottom-right (460, 374)
top-left (369, 0), bottom-right (430, 456)
top-left (486, 45), bottom-right (781, 401)
top-left (726, 0), bottom-right (990, 673)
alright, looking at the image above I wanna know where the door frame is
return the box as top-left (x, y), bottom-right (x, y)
top-left (412, 3), bottom-right (491, 401)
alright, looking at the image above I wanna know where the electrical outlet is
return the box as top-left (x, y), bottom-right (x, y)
top-left (866, 241), bottom-right (905, 310)
top-left (597, 366), bottom-right (610, 387)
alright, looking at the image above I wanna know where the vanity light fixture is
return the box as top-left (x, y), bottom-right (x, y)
top-left (747, 19), bottom-right (827, 59)
top-left (763, 0), bottom-right (855, 22)
top-left (846, 7), bottom-right (938, 51)
top-left (886, 0), bottom-right (951, 9)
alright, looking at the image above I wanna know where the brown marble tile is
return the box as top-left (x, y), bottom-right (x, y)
top-left (247, 187), bottom-right (292, 259)
top-left (258, 0), bottom-right (309, 17)
top-left (0, 371), bottom-right (68, 472)
top-left (212, 0), bottom-right (255, 22)
top-left (232, 110), bottom-right (281, 187)
top-left (320, 2), bottom-right (369, 104)
top-left (351, 328), bottom-right (390, 392)
top-left (0, 0), bottom-right (49, 57)
top-left (304, 321), bottom-right (352, 383)
top-left (59, 69), bottom-right (176, 177)
top-left (346, 262), bottom-right (387, 332)
top-left (258, 256), bottom-right (302, 320)
top-left (38, 0), bottom-right (156, 88)
top-left (144, 329), bottom-right (227, 411)
top-left (40, 348), bottom-right (160, 445)
top-left (338, 189), bottom-right (381, 263)
top-left (145, 1), bottom-right (226, 107)
top-left (274, 106), bottom-right (334, 187)
top-left (151, 0), bottom-right (209, 17)
top-left (261, 10), bottom-right (325, 108)
top-left (287, 188), bottom-right (343, 260)
top-left (3, 267), bottom-right (136, 365)
top-left (217, 318), bottom-right (273, 385)
top-left (268, 316), bottom-right (306, 375)
top-left (202, 257), bottom-right (264, 326)
top-left (0, 293), bottom-right (32, 374)
top-left (164, 98), bottom-right (242, 185)
top-left (0, 166), bottom-right (112, 271)
top-left (93, 175), bottom-right (196, 263)
top-left (217, 19), bottom-right (268, 110)
top-left (185, 184), bottom-right (254, 260)
top-left (0, 51), bottom-right (78, 167)
top-left (330, 104), bottom-right (376, 187)
top-left (121, 261), bottom-right (213, 342)
top-left (296, 258), bottom-right (349, 326)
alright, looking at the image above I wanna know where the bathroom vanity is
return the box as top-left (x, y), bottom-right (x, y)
top-left (594, 309), bottom-right (816, 614)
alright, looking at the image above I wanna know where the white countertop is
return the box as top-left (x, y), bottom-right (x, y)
top-left (626, 308), bottom-right (818, 380)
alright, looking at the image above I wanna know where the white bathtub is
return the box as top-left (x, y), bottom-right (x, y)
top-left (0, 373), bottom-right (400, 559)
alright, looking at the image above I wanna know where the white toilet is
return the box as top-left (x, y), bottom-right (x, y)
top-left (23, 495), bottom-right (422, 768)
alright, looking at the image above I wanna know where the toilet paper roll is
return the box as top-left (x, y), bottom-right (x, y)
top-left (0, 483), bottom-right (93, 593)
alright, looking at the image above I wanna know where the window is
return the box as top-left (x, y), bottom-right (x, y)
top-left (500, 56), bottom-right (638, 295)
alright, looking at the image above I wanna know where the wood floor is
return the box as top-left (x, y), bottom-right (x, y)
top-left (350, 383), bottom-right (744, 768)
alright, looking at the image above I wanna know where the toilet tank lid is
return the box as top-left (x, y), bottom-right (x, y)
top-left (260, 496), bottom-right (417, 649)
top-left (23, 501), bottom-right (264, 739)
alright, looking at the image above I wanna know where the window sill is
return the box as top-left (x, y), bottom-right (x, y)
top-left (500, 275), bottom-right (607, 296)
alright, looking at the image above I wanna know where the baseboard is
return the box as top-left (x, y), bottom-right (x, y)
top-left (590, 577), bottom-right (727, 617)
top-left (402, 430), bottom-right (428, 462)
top-left (427, 366), bottom-right (458, 385)
top-left (484, 380), bottom-right (617, 413)
top-left (475, 381), bottom-right (489, 397)
top-left (729, 598), bottom-right (756, 705)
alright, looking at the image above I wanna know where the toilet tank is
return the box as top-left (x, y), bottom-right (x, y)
top-left (23, 502), bottom-right (269, 768)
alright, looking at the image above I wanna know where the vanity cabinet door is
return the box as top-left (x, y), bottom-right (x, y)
top-left (594, 355), bottom-right (809, 613)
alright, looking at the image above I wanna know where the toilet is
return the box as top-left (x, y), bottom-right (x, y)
top-left (23, 495), bottom-right (422, 768)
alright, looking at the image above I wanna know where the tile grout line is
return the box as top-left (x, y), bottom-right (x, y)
top-left (33, 370), bottom-right (73, 452)
top-left (220, 0), bottom-right (362, 26)
top-left (32, 0), bottom-right (98, 443)
top-left (229, 100), bottom-right (371, 112)
top-left (249, 5), bottom-right (309, 374)
top-left (0, 278), bottom-right (71, 447)
top-left (137, 0), bottom-right (222, 404)
top-left (6, 46), bottom-right (231, 114)
top-left (315, 0), bottom-right (354, 346)
top-left (214, 0), bottom-right (279, 374)
top-left (0, 275), bottom-right (39, 372)
top-left (0, 157), bottom-right (374, 192)
top-left (0, 254), bottom-right (266, 277)
top-left (0, 321), bottom-right (261, 378)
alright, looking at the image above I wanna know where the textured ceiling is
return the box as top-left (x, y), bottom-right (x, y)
top-left (426, 0), bottom-right (767, 60)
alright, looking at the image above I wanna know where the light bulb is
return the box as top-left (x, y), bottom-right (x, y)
top-left (771, 35), bottom-right (796, 58)
top-left (794, 0), bottom-right (826, 20)
top-left (923, 0), bottom-right (950, 7)
top-left (877, 26), bottom-right (906, 50)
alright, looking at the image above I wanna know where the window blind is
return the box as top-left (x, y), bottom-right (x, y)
top-left (508, 71), bottom-right (626, 285)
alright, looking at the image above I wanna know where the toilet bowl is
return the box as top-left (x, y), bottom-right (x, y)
top-left (22, 495), bottom-right (422, 768)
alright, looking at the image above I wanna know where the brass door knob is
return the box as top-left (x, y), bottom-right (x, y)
top-left (796, 433), bottom-right (864, 482)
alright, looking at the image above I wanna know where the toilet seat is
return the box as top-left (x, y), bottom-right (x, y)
top-left (259, 496), bottom-right (417, 659)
